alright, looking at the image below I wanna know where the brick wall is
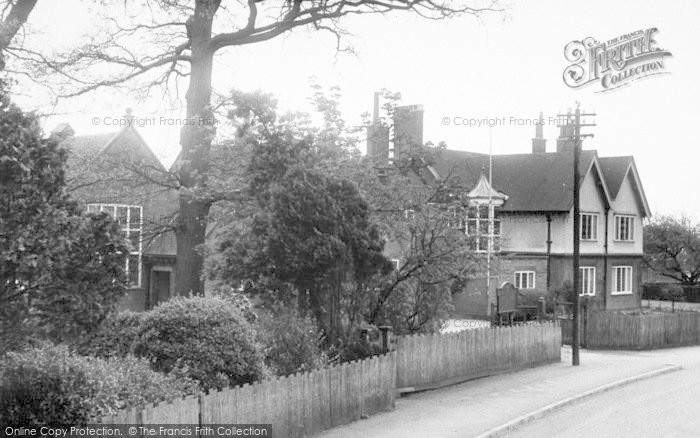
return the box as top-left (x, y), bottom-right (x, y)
top-left (549, 254), bottom-right (642, 311)
top-left (495, 254), bottom-right (549, 295)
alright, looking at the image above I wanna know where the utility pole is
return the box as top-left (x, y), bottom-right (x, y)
top-left (559, 104), bottom-right (595, 366)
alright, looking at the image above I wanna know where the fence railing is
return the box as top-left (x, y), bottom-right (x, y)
top-left (643, 299), bottom-right (700, 313)
top-left (101, 352), bottom-right (396, 438)
top-left (561, 311), bottom-right (700, 349)
top-left (395, 323), bottom-right (561, 391)
top-left (100, 323), bottom-right (563, 436)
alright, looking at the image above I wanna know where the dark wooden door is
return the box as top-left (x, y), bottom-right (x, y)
top-left (152, 270), bottom-right (171, 307)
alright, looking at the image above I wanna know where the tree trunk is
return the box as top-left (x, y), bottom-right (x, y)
top-left (174, 0), bottom-right (219, 296)
top-left (0, 0), bottom-right (38, 70)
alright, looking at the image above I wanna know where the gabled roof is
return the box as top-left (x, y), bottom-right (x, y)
top-left (65, 132), bottom-right (120, 159)
top-left (430, 149), bottom-right (610, 213)
top-left (598, 156), bottom-right (632, 197)
top-left (60, 126), bottom-right (166, 171)
top-left (599, 156), bottom-right (651, 217)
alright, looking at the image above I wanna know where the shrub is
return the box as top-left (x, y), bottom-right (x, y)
top-left (209, 283), bottom-right (258, 323)
top-left (257, 305), bottom-right (327, 375)
top-left (0, 343), bottom-right (195, 425)
top-left (75, 311), bottom-right (145, 358)
top-left (132, 296), bottom-right (267, 390)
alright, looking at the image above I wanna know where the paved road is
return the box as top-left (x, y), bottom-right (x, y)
top-left (317, 347), bottom-right (700, 438)
top-left (511, 348), bottom-right (700, 437)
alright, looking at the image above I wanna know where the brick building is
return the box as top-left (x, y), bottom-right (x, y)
top-left (370, 104), bottom-right (651, 317)
top-left (53, 114), bottom-right (179, 312)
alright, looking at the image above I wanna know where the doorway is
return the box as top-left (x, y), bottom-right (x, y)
top-left (151, 269), bottom-right (171, 308)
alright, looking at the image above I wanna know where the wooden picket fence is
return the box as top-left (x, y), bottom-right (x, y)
top-left (100, 352), bottom-right (396, 438)
top-left (561, 311), bottom-right (700, 349)
top-left (100, 324), bottom-right (563, 437)
top-left (395, 322), bottom-right (561, 391)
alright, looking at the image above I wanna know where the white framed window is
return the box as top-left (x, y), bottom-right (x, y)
top-left (580, 213), bottom-right (598, 240)
top-left (579, 267), bottom-right (596, 296)
top-left (466, 205), bottom-right (501, 252)
top-left (87, 203), bottom-right (143, 287)
top-left (514, 271), bottom-right (535, 289)
top-left (614, 215), bottom-right (635, 241)
top-left (612, 266), bottom-right (633, 295)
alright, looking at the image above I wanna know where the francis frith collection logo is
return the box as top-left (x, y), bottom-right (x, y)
top-left (563, 28), bottom-right (672, 92)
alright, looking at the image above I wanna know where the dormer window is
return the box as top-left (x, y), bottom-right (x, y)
top-left (87, 203), bottom-right (142, 287)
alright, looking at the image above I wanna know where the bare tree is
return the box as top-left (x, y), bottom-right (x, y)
top-left (16, 0), bottom-right (501, 296)
top-left (0, 0), bottom-right (38, 69)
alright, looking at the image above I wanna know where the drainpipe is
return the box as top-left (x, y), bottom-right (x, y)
top-left (603, 207), bottom-right (609, 310)
top-left (546, 214), bottom-right (552, 288)
top-left (546, 214), bottom-right (553, 320)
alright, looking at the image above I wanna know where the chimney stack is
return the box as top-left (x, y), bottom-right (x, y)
top-left (531, 111), bottom-right (546, 154)
top-left (123, 108), bottom-right (135, 124)
top-left (372, 91), bottom-right (380, 123)
top-left (556, 118), bottom-right (575, 153)
top-left (367, 92), bottom-right (390, 164)
top-left (393, 104), bottom-right (424, 159)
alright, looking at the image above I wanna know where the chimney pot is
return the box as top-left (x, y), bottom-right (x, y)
top-left (123, 108), bottom-right (134, 122)
top-left (531, 111), bottom-right (546, 154)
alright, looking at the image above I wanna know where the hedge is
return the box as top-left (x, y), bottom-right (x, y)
top-left (131, 296), bottom-right (268, 390)
top-left (0, 343), bottom-right (196, 425)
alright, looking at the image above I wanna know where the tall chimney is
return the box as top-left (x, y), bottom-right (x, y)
top-left (367, 92), bottom-right (389, 164)
top-left (372, 91), bottom-right (380, 123)
top-left (123, 108), bottom-right (135, 124)
top-left (532, 111), bottom-right (546, 154)
top-left (393, 104), bottom-right (424, 159)
top-left (556, 119), bottom-right (575, 153)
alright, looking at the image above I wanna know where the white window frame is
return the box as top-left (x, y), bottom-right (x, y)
top-left (87, 203), bottom-right (143, 288)
top-left (580, 213), bottom-right (599, 241)
top-left (466, 204), bottom-right (501, 253)
top-left (614, 215), bottom-right (635, 242)
top-left (514, 271), bottom-right (535, 289)
top-left (612, 266), bottom-right (633, 295)
top-left (579, 267), bottom-right (596, 296)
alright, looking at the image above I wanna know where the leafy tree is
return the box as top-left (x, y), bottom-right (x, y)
top-left (215, 165), bottom-right (392, 339)
top-left (16, 0), bottom-right (502, 296)
top-left (256, 304), bottom-right (327, 376)
top-left (349, 92), bottom-right (482, 333)
top-left (644, 215), bottom-right (700, 285)
top-left (210, 88), bottom-right (480, 344)
top-left (0, 87), bottom-right (127, 350)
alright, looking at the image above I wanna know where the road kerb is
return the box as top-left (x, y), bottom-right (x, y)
top-left (474, 363), bottom-right (682, 438)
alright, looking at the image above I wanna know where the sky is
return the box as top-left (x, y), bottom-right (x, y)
top-left (11, 0), bottom-right (700, 220)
